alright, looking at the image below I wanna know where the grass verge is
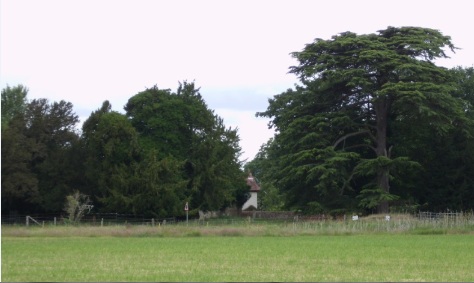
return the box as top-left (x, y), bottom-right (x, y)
top-left (3, 212), bottom-right (474, 237)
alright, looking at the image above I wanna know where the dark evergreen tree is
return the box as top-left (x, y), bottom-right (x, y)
top-left (2, 92), bottom-right (80, 214)
top-left (258, 27), bottom-right (471, 214)
top-left (81, 102), bottom-right (144, 213)
top-left (125, 82), bottom-right (244, 213)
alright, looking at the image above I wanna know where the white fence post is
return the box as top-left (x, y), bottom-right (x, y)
top-left (26, 216), bottom-right (41, 227)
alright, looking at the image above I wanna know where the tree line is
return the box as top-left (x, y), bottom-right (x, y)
top-left (249, 27), bottom-right (474, 215)
top-left (3, 26), bottom-right (473, 217)
top-left (2, 81), bottom-right (249, 217)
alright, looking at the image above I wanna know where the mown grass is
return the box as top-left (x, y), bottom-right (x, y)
top-left (2, 234), bottom-right (474, 282)
top-left (2, 214), bottom-right (474, 281)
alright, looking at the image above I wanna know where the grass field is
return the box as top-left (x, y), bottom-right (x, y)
top-left (2, 224), bottom-right (474, 282)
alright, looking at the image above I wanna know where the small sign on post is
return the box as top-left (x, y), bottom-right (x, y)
top-left (184, 202), bottom-right (189, 226)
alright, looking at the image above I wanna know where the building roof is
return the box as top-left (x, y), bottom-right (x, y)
top-left (246, 173), bottom-right (260, 192)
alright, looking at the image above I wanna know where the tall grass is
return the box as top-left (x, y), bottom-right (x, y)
top-left (3, 213), bottom-right (473, 237)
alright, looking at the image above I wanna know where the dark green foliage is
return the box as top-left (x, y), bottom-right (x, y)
top-left (3, 34), bottom-right (472, 216)
top-left (1, 113), bottom-right (41, 213)
top-left (1, 85), bottom-right (37, 213)
top-left (125, 81), bottom-right (243, 213)
top-left (391, 67), bottom-right (474, 211)
top-left (257, 27), bottom-right (472, 214)
top-left (244, 141), bottom-right (285, 211)
top-left (2, 82), bottom-right (245, 217)
top-left (2, 94), bottom-right (80, 214)
top-left (1, 84), bottom-right (28, 130)
top-left (81, 105), bottom-right (143, 213)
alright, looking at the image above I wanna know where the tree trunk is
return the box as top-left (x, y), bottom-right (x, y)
top-left (374, 100), bottom-right (390, 214)
top-left (376, 169), bottom-right (390, 214)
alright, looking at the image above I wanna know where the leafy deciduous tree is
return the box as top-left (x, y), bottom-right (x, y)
top-left (2, 93), bottom-right (80, 213)
top-left (1, 84), bottom-right (28, 130)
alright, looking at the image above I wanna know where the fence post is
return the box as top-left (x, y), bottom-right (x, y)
top-left (152, 218), bottom-right (155, 227)
top-left (101, 218), bottom-right (104, 227)
top-left (54, 217), bottom-right (57, 226)
top-left (26, 216), bottom-right (29, 227)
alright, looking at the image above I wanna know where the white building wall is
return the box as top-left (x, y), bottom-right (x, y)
top-left (242, 191), bottom-right (258, 210)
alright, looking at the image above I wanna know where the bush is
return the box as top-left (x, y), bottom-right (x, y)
top-left (64, 191), bottom-right (93, 224)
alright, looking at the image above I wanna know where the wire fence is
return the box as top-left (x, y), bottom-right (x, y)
top-left (2, 211), bottom-right (473, 228)
top-left (417, 211), bottom-right (474, 223)
top-left (1, 213), bottom-right (177, 227)
top-left (2, 214), bottom-right (298, 227)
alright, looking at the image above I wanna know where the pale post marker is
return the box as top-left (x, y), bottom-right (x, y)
top-left (184, 202), bottom-right (189, 226)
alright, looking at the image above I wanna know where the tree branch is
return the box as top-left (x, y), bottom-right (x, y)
top-left (333, 130), bottom-right (371, 149)
top-left (343, 143), bottom-right (377, 155)
top-left (387, 145), bottom-right (393, 158)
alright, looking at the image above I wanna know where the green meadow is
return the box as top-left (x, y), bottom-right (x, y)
top-left (2, 224), bottom-right (474, 282)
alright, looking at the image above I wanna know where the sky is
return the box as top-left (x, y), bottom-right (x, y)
top-left (1, 0), bottom-right (473, 162)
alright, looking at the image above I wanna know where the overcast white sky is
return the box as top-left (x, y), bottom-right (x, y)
top-left (1, 0), bottom-right (473, 162)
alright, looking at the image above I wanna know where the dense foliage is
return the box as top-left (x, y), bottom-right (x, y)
top-left (2, 82), bottom-right (246, 217)
top-left (2, 27), bottom-right (473, 217)
top-left (255, 27), bottom-right (474, 214)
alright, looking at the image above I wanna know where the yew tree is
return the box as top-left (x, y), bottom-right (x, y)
top-left (259, 27), bottom-right (468, 213)
top-left (125, 82), bottom-right (244, 212)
